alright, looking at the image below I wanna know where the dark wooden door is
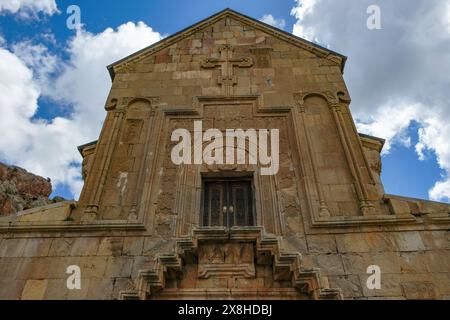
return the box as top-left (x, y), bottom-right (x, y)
top-left (202, 180), bottom-right (254, 228)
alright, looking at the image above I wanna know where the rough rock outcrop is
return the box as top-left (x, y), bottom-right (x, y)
top-left (0, 162), bottom-right (53, 216)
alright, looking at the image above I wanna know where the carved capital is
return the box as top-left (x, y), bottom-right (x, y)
top-left (82, 205), bottom-right (98, 222)
top-left (293, 93), bottom-right (306, 112)
top-left (330, 104), bottom-right (342, 112)
top-left (113, 109), bottom-right (125, 118)
top-left (105, 98), bottom-right (118, 111)
top-left (337, 91), bottom-right (351, 104)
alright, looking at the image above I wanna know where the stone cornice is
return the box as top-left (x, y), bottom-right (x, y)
top-left (0, 220), bottom-right (146, 234)
top-left (359, 133), bottom-right (386, 153)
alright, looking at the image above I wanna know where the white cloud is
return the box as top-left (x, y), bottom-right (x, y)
top-left (291, 0), bottom-right (450, 202)
top-left (446, 3), bottom-right (450, 34)
top-left (0, 0), bottom-right (58, 16)
top-left (356, 103), bottom-right (421, 154)
top-left (51, 22), bottom-right (163, 129)
top-left (12, 41), bottom-right (61, 95)
top-left (0, 46), bottom-right (83, 196)
top-left (416, 116), bottom-right (450, 200)
top-left (0, 21), bottom-right (163, 199)
top-left (260, 14), bottom-right (286, 30)
top-left (290, 0), bottom-right (318, 41)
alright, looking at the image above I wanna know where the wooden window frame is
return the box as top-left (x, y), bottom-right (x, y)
top-left (201, 176), bottom-right (256, 228)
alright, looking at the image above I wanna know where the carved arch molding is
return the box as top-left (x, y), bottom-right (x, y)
top-left (119, 227), bottom-right (342, 300)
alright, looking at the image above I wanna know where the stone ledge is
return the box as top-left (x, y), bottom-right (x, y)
top-left (384, 194), bottom-right (450, 223)
top-left (0, 219), bottom-right (146, 233)
top-left (0, 201), bottom-right (75, 224)
top-left (311, 214), bottom-right (418, 228)
top-left (0, 201), bottom-right (149, 233)
top-left (308, 193), bottom-right (450, 229)
top-left (359, 133), bottom-right (385, 153)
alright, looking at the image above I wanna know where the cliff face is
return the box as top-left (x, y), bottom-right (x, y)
top-left (0, 162), bottom-right (53, 216)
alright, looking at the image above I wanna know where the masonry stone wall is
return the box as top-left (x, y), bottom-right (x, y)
top-left (1, 229), bottom-right (449, 299)
top-left (0, 10), bottom-right (449, 300)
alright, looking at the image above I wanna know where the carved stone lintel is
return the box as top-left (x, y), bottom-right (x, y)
top-left (198, 264), bottom-right (255, 279)
top-left (197, 242), bottom-right (255, 278)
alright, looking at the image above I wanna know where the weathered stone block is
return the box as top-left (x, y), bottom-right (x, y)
top-left (104, 257), bottom-right (134, 278)
top-left (312, 254), bottom-right (346, 276)
top-left (78, 256), bottom-right (109, 278)
top-left (123, 237), bottom-right (144, 256)
top-left (328, 275), bottom-right (363, 299)
top-left (401, 282), bottom-right (440, 300)
top-left (424, 250), bottom-right (450, 273)
top-left (16, 257), bottom-right (51, 280)
top-left (21, 279), bottom-right (48, 300)
top-left (97, 237), bottom-right (124, 256)
top-left (0, 280), bottom-right (25, 300)
top-left (86, 278), bottom-right (114, 299)
top-left (336, 233), bottom-right (397, 253)
top-left (399, 252), bottom-right (430, 273)
top-left (306, 235), bottom-right (337, 254)
top-left (361, 274), bottom-right (403, 298)
top-left (394, 232), bottom-right (426, 252)
top-left (342, 252), bottom-right (401, 275)
top-left (48, 238), bottom-right (74, 257)
top-left (23, 239), bottom-right (52, 257)
top-left (69, 238), bottom-right (100, 257)
top-left (0, 238), bottom-right (27, 257)
top-left (421, 231), bottom-right (450, 250)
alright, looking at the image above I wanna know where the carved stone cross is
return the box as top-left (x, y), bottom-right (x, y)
top-left (201, 44), bottom-right (253, 96)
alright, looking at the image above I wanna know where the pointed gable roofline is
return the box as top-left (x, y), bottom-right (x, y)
top-left (106, 8), bottom-right (347, 80)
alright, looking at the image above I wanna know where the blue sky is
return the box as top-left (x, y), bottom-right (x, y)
top-left (0, 0), bottom-right (449, 203)
top-left (1, 0), bottom-right (297, 42)
top-left (381, 122), bottom-right (444, 199)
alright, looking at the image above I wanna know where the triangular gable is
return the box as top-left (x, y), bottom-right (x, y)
top-left (107, 8), bottom-right (347, 80)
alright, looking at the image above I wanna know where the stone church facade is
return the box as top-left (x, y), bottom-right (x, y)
top-left (1, 9), bottom-right (449, 300)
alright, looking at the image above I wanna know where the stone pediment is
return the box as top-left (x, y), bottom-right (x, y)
top-left (120, 227), bottom-right (342, 300)
top-left (107, 8), bottom-right (347, 80)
